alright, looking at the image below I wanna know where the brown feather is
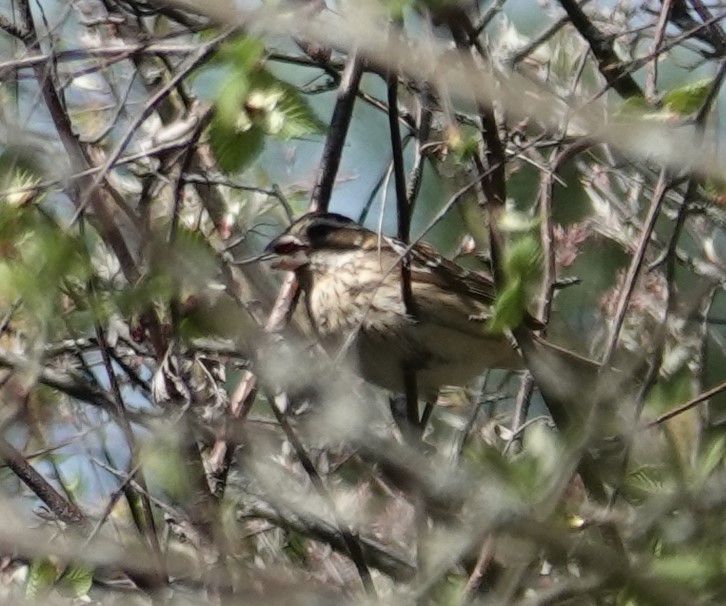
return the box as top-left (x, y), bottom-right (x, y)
top-left (267, 212), bottom-right (629, 437)
top-left (267, 213), bottom-right (525, 397)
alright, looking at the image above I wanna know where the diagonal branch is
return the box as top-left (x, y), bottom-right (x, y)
top-left (558, 0), bottom-right (644, 99)
top-left (0, 437), bottom-right (88, 526)
top-left (309, 52), bottom-right (365, 212)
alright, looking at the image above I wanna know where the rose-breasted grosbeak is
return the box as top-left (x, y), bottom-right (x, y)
top-left (266, 212), bottom-right (602, 423)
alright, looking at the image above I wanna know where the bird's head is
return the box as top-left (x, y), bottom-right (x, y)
top-left (265, 212), bottom-right (367, 271)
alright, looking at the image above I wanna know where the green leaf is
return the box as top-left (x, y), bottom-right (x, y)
top-left (209, 113), bottom-right (265, 173)
top-left (488, 235), bottom-right (541, 331)
top-left (283, 531), bottom-right (309, 564)
top-left (0, 149), bottom-right (40, 179)
top-left (115, 271), bottom-right (175, 317)
top-left (57, 565), bottom-right (93, 598)
top-left (650, 550), bottom-right (720, 590)
top-left (498, 211), bottom-right (540, 234)
top-left (427, 572), bottom-right (467, 606)
top-left (216, 35), bottom-right (264, 72)
top-left (248, 70), bottom-right (325, 139)
top-left (702, 177), bottom-right (726, 202)
top-left (615, 95), bottom-right (676, 123)
top-left (209, 46), bottom-right (324, 172)
top-left (209, 68), bottom-right (323, 172)
top-left (26, 559), bottom-right (59, 598)
top-left (141, 436), bottom-right (192, 501)
top-left (696, 435), bottom-right (726, 485)
top-left (663, 78), bottom-right (713, 115)
top-left (387, 0), bottom-right (414, 19)
top-left (446, 126), bottom-right (479, 160)
top-left (623, 464), bottom-right (666, 502)
top-left (0, 213), bottom-right (90, 323)
top-left (503, 234), bottom-right (541, 281)
top-left (273, 88), bottom-right (325, 139)
top-left (488, 277), bottom-right (526, 332)
top-left (214, 73), bottom-right (251, 129)
top-left (616, 95), bottom-right (651, 115)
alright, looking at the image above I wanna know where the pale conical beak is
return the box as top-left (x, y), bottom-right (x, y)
top-left (271, 256), bottom-right (309, 270)
top-left (265, 234), bottom-right (310, 270)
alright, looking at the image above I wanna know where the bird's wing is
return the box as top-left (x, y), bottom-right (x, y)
top-left (384, 237), bottom-right (497, 305)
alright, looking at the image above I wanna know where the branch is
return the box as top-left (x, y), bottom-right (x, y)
top-left (0, 348), bottom-right (117, 412)
top-left (0, 437), bottom-right (87, 526)
top-left (242, 496), bottom-right (415, 582)
top-left (0, 13), bottom-right (27, 41)
top-left (599, 171), bottom-right (670, 368)
top-left (268, 397), bottom-right (378, 596)
top-left (310, 53), bottom-right (365, 212)
top-left (558, 0), bottom-right (644, 98)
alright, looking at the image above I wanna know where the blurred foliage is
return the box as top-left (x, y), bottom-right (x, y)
top-left (26, 559), bottom-right (93, 600)
top-left (488, 231), bottom-right (542, 332)
top-left (663, 78), bottom-right (715, 115)
top-left (209, 35), bottom-right (324, 173)
top-left (0, 0), bottom-right (726, 605)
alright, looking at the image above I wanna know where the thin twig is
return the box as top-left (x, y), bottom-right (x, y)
top-left (69, 31), bottom-right (231, 226)
top-left (644, 0), bottom-right (674, 101)
top-left (269, 398), bottom-right (378, 596)
top-left (645, 379), bottom-right (726, 428)
top-left (600, 170), bottom-right (670, 368)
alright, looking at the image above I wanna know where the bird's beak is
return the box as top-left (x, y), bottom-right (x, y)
top-left (265, 235), bottom-right (310, 270)
top-left (271, 257), bottom-right (307, 270)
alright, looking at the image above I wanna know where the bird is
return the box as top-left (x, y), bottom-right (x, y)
top-left (264, 212), bottom-right (609, 429)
